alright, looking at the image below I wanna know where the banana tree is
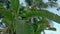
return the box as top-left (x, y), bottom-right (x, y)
top-left (0, 0), bottom-right (60, 34)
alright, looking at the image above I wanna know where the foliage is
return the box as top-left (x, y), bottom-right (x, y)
top-left (0, 0), bottom-right (60, 34)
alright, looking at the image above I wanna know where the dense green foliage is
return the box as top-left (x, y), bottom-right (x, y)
top-left (0, 0), bottom-right (60, 34)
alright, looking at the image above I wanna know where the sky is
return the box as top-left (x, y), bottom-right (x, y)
top-left (20, 0), bottom-right (60, 34)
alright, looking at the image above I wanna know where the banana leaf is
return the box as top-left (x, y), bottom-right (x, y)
top-left (21, 10), bottom-right (60, 23)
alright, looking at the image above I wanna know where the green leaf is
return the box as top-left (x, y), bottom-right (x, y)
top-left (47, 28), bottom-right (56, 31)
top-left (0, 3), bottom-right (4, 8)
top-left (11, 0), bottom-right (19, 14)
top-left (21, 10), bottom-right (60, 23)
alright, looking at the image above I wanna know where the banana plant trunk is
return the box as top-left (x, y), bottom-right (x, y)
top-left (43, 30), bottom-right (45, 34)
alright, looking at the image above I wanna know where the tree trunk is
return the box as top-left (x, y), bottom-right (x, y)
top-left (43, 30), bottom-right (45, 34)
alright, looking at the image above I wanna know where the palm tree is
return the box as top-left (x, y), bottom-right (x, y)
top-left (0, 0), bottom-right (60, 34)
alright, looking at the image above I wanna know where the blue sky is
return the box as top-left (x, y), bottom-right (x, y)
top-left (19, 0), bottom-right (60, 34)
